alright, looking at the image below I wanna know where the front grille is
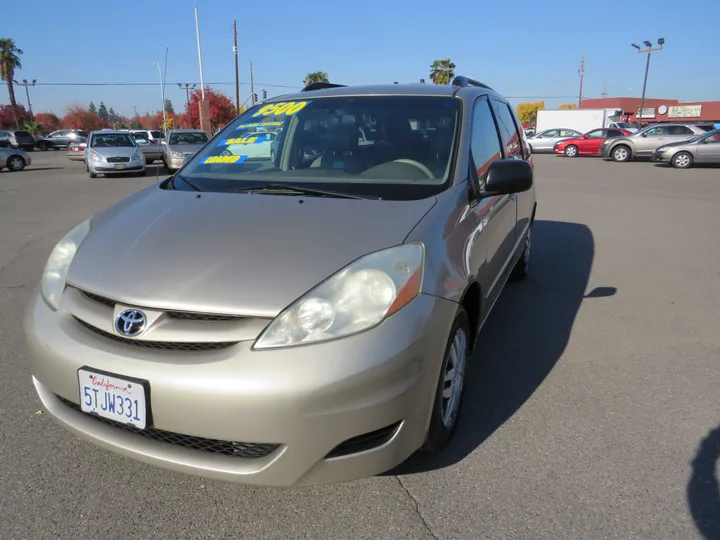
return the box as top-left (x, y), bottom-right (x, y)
top-left (56, 396), bottom-right (279, 459)
top-left (77, 289), bottom-right (244, 322)
top-left (106, 156), bottom-right (130, 163)
top-left (74, 317), bottom-right (237, 351)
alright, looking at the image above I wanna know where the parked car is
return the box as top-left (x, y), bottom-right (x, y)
top-left (554, 128), bottom-right (633, 157)
top-left (84, 130), bottom-right (145, 178)
top-left (527, 128), bottom-right (583, 153)
top-left (36, 129), bottom-right (88, 151)
top-left (66, 139), bottom-right (87, 161)
top-left (0, 129), bottom-right (36, 151)
top-left (24, 76), bottom-right (536, 487)
top-left (0, 146), bottom-right (31, 171)
top-left (161, 129), bottom-right (210, 171)
top-left (131, 129), bottom-right (165, 143)
top-left (652, 128), bottom-right (720, 169)
top-left (130, 133), bottom-right (163, 164)
top-left (601, 123), bottom-right (716, 162)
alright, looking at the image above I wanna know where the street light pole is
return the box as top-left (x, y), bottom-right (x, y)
top-left (153, 62), bottom-right (167, 133)
top-left (177, 83), bottom-right (197, 109)
top-left (631, 38), bottom-right (664, 126)
top-left (13, 79), bottom-right (37, 135)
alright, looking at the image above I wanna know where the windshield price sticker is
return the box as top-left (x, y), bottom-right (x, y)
top-left (252, 101), bottom-right (311, 118)
top-left (236, 121), bottom-right (284, 130)
top-left (218, 135), bottom-right (267, 146)
top-left (202, 155), bottom-right (248, 164)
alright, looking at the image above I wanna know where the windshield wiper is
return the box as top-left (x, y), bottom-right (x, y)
top-left (233, 183), bottom-right (379, 200)
top-left (173, 174), bottom-right (204, 192)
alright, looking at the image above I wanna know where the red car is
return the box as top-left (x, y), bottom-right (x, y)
top-left (554, 128), bottom-right (633, 157)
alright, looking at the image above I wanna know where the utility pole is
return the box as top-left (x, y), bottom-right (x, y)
top-left (13, 79), bottom-right (36, 135)
top-left (177, 83), bottom-right (197, 108)
top-left (601, 83), bottom-right (607, 99)
top-left (577, 57), bottom-right (585, 107)
top-left (631, 38), bottom-right (665, 126)
top-left (250, 61), bottom-right (255, 105)
top-left (233, 20), bottom-right (240, 112)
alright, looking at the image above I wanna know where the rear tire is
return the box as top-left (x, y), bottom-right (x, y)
top-left (672, 152), bottom-right (693, 169)
top-left (37, 141), bottom-right (48, 151)
top-left (611, 145), bottom-right (631, 162)
top-left (564, 145), bottom-right (578, 157)
top-left (423, 307), bottom-right (470, 454)
top-left (7, 155), bottom-right (26, 172)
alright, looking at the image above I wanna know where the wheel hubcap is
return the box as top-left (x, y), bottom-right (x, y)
top-left (441, 328), bottom-right (468, 428)
top-left (676, 155), bottom-right (690, 167)
top-left (9, 157), bottom-right (22, 170)
top-left (566, 147), bottom-right (576, 156)
top-left (615, 148), bottom-right (628, 160)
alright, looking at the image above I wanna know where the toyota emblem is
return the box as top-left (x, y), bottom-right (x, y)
top-left (114, 309), bottom-right (147, 337)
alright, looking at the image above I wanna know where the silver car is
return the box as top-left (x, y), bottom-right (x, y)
top-left (85, 131), bottom-right (146, 178)
top-left (25, 77), bottom-right (536, 487)
top-left (130, 133), bottom-right (163, 164)
top-left (0, 146), bottom-right (32, 171)
top-left (527, 128), bottom-right (582, 153)
top-left (652, 128), bottom-right (720, 169)
top-left (161, 129), bottom-right (210, 171)
top-left (602, 122), bottom-right (716, 162)
top-left (67, 139), bottom-right (87, 162)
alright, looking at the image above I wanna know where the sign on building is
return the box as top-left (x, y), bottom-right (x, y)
top-left (637, 107), bottom-right (656, 119)
top-left (668, 105), bottom-right (702, 118)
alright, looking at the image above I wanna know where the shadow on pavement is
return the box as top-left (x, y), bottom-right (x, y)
top-left (687, 425), bottom-right (720, 539)
top-left (391, 219), bottom-right (615, 475)
top-left (5, 167), bottom-right (64, 173)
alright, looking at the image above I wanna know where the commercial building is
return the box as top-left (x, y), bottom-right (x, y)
top-left (580, 97), bottom-right (720, 125)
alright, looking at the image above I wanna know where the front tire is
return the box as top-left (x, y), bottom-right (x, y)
top-left (7, 155), bottom-right (26, 171)
top-left (423, 308), bottom-right (470, 454)
top-left (611, 145), bottom-right (631, 162)
top-left (672, 152), bottom-right (693, 169)
top-left (37, 141), bottom-right (48, 151)
top-left (564, 145), bottom-right (578, 157)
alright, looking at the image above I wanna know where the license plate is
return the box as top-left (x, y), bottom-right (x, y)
top-left (78, 368), bottom-right (148, 429)
top-left (114, 163), bottom-right (126, 169)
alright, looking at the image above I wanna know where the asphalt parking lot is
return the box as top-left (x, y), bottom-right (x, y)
top-left (1, 151), bottom-right (718, 539)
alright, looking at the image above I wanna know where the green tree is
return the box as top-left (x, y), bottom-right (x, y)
top-left (97, 101), bottom-right (109, 121)
top-left (108, 107), bottom-right (119, 123)
top-left (88, 101), bottom-right (97, 115)
top-left (515, 101), bottom-right (545, 126)
top-left (130, 119), bottom-right (142, 129)
top-left (304, 71), bottom-right (329, 85)
top-left (430, 59), bottom-right (456, 85)
top-left (164, 99), bottom-right (174, 114)
top-left (0, 38), bottom-right (24, 129)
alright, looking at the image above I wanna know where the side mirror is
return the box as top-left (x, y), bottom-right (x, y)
top-left (480, 160), bottom-right (533, 197)
top-left (641, 132), bottom-right (648, 137)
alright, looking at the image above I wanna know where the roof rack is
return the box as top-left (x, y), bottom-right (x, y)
top-left (301, 82), bottom-right (347, 92)
top-left (451, 76), bottom-right (493, 91)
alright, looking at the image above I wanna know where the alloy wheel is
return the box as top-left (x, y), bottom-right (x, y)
top-left (441, 327), bottom-right (468, 428)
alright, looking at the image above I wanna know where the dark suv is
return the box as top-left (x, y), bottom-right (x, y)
top-left (0, 130), bottom-right (36, 151)
top-left (35, 129), bottom-right (88, 151)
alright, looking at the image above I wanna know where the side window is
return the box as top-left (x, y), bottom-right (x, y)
top-left (542, 130), bottom-right (559, 138)
top-left (470, 99), bottom-right (502, 182)
top-left (586, 129), bottom-right (605, 139)
top-left (490, 99), bottom-right (523, 159)
top-left (559, 130), bottom-right (577, 137)
top-left (668, 126), bottom-right (693, 136)
top-left (646, 127), bottom-right (664, 136)
top-left (607, 129), bottom-right (624, 138)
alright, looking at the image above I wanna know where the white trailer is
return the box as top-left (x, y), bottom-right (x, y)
top-left (535, 108), bottom-right (633, 134)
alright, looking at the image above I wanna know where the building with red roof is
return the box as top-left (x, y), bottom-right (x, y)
top-left (580, 97), bottom-right (720, 125)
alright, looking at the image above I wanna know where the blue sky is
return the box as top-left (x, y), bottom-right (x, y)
top-left (3, 0), bottom-right (718, 118)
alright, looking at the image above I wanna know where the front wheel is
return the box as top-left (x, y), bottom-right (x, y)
top-left (37, 142), bottom-right (48, 151)
top-left (423, 308), bottom-right (470, 453)
top-left (7, 155), bottom-right (26, 171)
top-left (564, 145), bottom-right (578, 157)
top-left (611, 145), bottom-right (631, 162)
top-left (672, 152), bottom-right (693, 169)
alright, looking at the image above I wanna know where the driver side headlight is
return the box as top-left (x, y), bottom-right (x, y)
top-left (170, 151), bottom-right (184, 158)
top-left (254, 243), bottom-right (424, 349)
top-left (40, 219), bottom-right (91, 311)
top-left (89, 151), bottom-right (103, 162)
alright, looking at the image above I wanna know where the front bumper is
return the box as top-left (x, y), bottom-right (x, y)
top-left (166, 156), bottom-right (188, 170)
top-left (67, 152), bottom-right (85, 161)
top-left (88, 159), bottom-right (145, 174)
top-left (652, 151), bottom-right (670, 162)
top-left (25, 291), bottom-right (457, 486)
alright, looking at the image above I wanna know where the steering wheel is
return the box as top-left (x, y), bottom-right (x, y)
top-left (391, 159), bottom-right (434, 179)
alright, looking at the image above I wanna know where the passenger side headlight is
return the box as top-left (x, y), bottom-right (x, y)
top-left (133, 149), bottom-right (143, 160)
top-left (41, 219), bottom-right (91, 311)
top-left (170, 151), bottom-right (184, 158)
top-left (89, 151), bottom-right (103, 162)
top-left (254, 243), bottom-right (424, 349)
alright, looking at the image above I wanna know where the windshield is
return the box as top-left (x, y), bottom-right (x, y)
top-left (687, 128), bottom-right (720, 143)
top-left (169, 132), bottom-right (209, 145)
top-left (91, 133), bottom-right (136, 148)
top-left (177, 96), bottom-right (461, 200)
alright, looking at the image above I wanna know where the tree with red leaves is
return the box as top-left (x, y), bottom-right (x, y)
top-left (33, 112), bottom-right (61, 134)
top-left (0, 103), bottom-right (28, 129)
top-left (184, 87), bottom-right (236, 131)
top-left (62, 105), bottom-right (110, 131)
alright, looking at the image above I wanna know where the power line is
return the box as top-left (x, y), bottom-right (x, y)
top-left (29, 81), bottom-right (300, 89)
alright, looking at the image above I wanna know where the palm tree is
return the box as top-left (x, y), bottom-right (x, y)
top-left (0, 38), bottom-right (23, 129)
top-left (430, 59), bottom-right (456, 85)
top-left (304, 71), bottom-right (329, 85)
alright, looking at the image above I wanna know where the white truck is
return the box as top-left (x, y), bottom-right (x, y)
top-left (535, 108), bottom-right (637, 134)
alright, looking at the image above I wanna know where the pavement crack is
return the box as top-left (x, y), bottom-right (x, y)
top-left (395, 475), bottom-right (439, 539)
top-left (0, 237), bottom-right (35, 277)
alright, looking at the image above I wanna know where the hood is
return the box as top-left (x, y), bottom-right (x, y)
top-left (90, 146), bottom-right (138, 158)
top-left (656, 140), bottom-right (693, 150)
top-left (168, 143), bottom-right (205, 154)
top-left (67, 186), bottom-right (436, 317)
